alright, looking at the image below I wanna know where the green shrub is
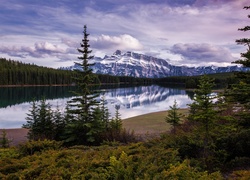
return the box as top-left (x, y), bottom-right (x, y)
top-left (18, 139), bottom-right (62, 156)
top-left (0, 159), bottom-right (26, 175)
top-left (0, 148), bottom-right (20, 159)
top-left (229, 170), bottom-right (250, 180)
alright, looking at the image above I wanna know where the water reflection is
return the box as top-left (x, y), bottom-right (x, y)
top-left (0, 85), bottom-right (193, 128)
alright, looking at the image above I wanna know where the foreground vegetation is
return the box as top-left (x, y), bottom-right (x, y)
top-left (0, 139), bottom-right (224, 179)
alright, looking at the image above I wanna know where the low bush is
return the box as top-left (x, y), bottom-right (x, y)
top-left (18, 139), bottom-right (62, 156)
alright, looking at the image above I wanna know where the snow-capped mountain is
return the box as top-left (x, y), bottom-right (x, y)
top-left (62, 50), bottom-right (249, 78)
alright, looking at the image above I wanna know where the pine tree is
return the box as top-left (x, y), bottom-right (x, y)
top-left (112, 104), bottom-right (122, 132)
top-left (23, 99), bottom-right (39, 140)
top-left (165, 100), bottom-right (182, 134)
top-left (233, 6), bottom-right (250, 67)
top-left (108, 105), bottom-right (123, 141)
top-left (188, 75), bottom-right (217, 167)
top-left (218, 6), bottom-right (250, 161)
top-left (37, 98), bottom-right (54, 140)
top-left (225, 6), bottom-right (250, 130)
top-left (0, 130), bottom-right (10, 148)
top-left (64, 25), bottom-right (101, 145)
top-left (100, 95), bottom-right (110, 130)
top-left (53, 104), bottom-right (66, 141)
top-left (23, 98), bottom-right (54, 140)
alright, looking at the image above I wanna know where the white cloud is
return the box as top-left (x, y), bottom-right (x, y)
top-left (35, 42), bottom-right (64, 53)
top-left (91, 34), bottom-right (143, 51)
top-left (0, 42), bottom-right (66, 58)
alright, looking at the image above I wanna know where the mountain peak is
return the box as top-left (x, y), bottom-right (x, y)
top-left (114, 50), bottom-right (122, 56)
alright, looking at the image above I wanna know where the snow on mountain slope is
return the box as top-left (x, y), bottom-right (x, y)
top-left (61, 50), bottom-right (249, 78)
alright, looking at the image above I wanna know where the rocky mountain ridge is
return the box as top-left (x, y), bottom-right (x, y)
top-left (63, 50), bottom-right (248, 78)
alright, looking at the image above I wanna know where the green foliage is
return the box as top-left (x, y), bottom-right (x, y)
top-left (165, 100), bottom-right (182, 134)
top-left (0, 129), bottom-right (11, 148)
top-left (18, 139), bottom-right (62, 156)
top-left (185, 78), bottom-right (197, 88)
top-left (0, 58), bottom-right (74, 86)
top-left (0, 148), bottom-right (20, 159)
top-left (109, 151), bottom-right (134, 179)
top-left (229, 169), bottom-right (250, 180)
top-left (160, 160), bottom-right (223, 180)
top-left (3, 136), bottom-right (250, 179)
top-left (215, 129), bottom-right (250, 164)
top-left (109, 105), bottom-right (123, 136)
top-left (188, 75), bottom-right (217, 131)
top-left (23, 98), bottom-right (55, 140)
top-left (63, 25), bottom-right (102, 145)
top-left (156, 72), bottom-right (236, 89)
top-left (186, 76), bottom-right (225, 170)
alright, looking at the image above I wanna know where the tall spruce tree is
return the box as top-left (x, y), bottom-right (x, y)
top-left (64, 25), bottom-right (101, 145)
top-left (218, 6), bottom-right (250, 161)
top-left (225, 6), bottom-right (250, 130)
top-left (188, 75), bottom-right (217, 168)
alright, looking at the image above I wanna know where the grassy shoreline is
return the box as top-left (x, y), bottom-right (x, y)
top-left (123, 109), bottom-right (189, 134)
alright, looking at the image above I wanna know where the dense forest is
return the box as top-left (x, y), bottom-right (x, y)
top-left (0, 58), bottom-right (74, 85)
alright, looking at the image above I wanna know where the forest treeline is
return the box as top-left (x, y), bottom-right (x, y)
top-left (0, 57), bottom-right (239, 88)
top-left (156, 72), bottom-right (238, 89)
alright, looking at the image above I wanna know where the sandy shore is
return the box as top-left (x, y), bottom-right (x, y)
top-left (0, 128), bottom-right (28, 146)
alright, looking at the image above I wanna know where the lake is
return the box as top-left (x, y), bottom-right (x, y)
top-left (0, 85), bottom-right (193, 128)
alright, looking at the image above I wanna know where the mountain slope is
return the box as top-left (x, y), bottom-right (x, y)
top-left (63, 50), bottom-right (248, 78)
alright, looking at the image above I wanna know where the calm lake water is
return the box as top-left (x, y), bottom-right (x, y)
top-left (0, 85), bottom-right (193, 128)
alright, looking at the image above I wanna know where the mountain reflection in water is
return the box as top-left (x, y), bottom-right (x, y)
top-left (0, 85), bottom-right (193, 128)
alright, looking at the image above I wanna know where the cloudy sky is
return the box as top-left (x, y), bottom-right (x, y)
top-left (0, 0), bottom-right (249, 68)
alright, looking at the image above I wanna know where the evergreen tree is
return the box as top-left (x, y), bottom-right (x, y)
top-left (53, 104), bottom-right (66, 141)
top-left (219, 6), bottom-right (250, 162)
top-left (23, 98), bottom-right (54, 140)
top-left (23, 99), bottom-right (39, 140)
top-left (165, 100), bottom-right (182, 134)
top-left (107, 105), bottom-right (123, 142)
top-left (100, 95), bottom-right (110, 130)
top-left (37, 98), bottom-right (54, 140)
top-left (188, 75), bottom-right (217, 167)
top-left (233, 6), bottom-right (250, 67)
top-left (0, 130), bottom-right (10, 148)
top-left (64, 25), bottom-right (101, 145)
top-left (111, 105), bottom-right (122, 132)
top-left (225, 6), bottom-right (250, 130)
